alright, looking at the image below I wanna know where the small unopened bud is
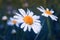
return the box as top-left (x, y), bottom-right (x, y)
top-left (22, 2), bottom-right (29, 8)
top-left (2, 16), bottom-right (8, 21)
top-left (11, 29), bottom-right (16, 34)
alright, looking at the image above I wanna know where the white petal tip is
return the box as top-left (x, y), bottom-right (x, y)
top-left (23, 29), bottom-right (27, 32)
top-left (34, 30), bottom-right (40, 34)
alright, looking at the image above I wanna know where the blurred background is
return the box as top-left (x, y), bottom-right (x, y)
top-left (0, 0), bottom-right (60, 40)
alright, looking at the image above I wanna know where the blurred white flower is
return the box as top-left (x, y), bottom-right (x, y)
top-left (14, 9), bottom-right (42, 34)
top-left (37, 6), bottom-right (58, 21)
top-left (11, 29), bottom-right (16, 34)
top-left (7, 17), bottom-right (20, 27)
top-left (2, 16), bottom-right (8, 21)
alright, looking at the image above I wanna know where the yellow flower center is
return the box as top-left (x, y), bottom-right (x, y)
top-left (45, 9), bottom-right (52, 15)
top-left (12, 20), bottom-right (17, 24)
top-left (23, 16), bottom-right (33, 25)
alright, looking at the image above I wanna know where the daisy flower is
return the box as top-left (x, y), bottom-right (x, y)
top-left (37, 6), bottom-right (58, 21)
top-left (14, 9), bottom-right (42, 34)
top-left (7, 17), bottom-right (20, 27)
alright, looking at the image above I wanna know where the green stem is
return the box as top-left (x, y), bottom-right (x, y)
top-left (46, 18), bottom-right (51, 40)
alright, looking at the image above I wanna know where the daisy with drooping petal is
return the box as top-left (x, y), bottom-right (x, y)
top-left (7, 17), bottom-right (20, 27)
top-left (37, 6), bottom-right (58, 21)
top-left (14, 9), bottom-right (42, 34)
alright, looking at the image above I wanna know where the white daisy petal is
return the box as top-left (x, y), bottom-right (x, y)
top-left (27, 9), bottom-right (34, 16)
top-left (17, 19), bottom-right (23, 23)
top-left (34, 22), bottom-right (41, 26)
top-left (23, 24), bottom-right (28, 32)
top-left (10, 17), bottom-right (14, 20)
top-left (46, 8), bottom-right (49, 11)
top-left (33, 15), bottom-right (40, 20)
top-left (15, 13), bottom-right (22, 17)
top-left (34, 20), bottom-right (41, 23)
top-left (50, 15), bottom-right (58, 21)
top-left (13, 15), bottom-right (20, 18)
top-left (18, 9), bottom-right (27, 17)
top-left (13, 15), bottom-right (22, 18)
top-left (50, 9), bottom-right (54, 13)
top-left (16, 23), bottom-right (19, 27)
top-left (7, 21), bottom-right (14, 26)
top-left (27, 8), bottom-right (31, 15)
top-left (40, 6), bottom-right (45, 10)
top-left (13, 15), bottom-right (23, 20)
top-left (32, 24), bottom-right (41, 34)
top-left (42, 13), bottom-right (48, 17)
top-left (28, 25), bottom-right (31, 32)
top-left (21, 23), bottom-right (25, 28)
top-left (37, 7), bottom-right (45, 12)
top-left (28, 11), bottom-right (34, 16)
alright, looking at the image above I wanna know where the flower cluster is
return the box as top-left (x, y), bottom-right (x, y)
top-left (4, 6), bottom-right (58, 34)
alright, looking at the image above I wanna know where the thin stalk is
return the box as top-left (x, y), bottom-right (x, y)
top-left (46, 18), bottom-right (51, 40)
